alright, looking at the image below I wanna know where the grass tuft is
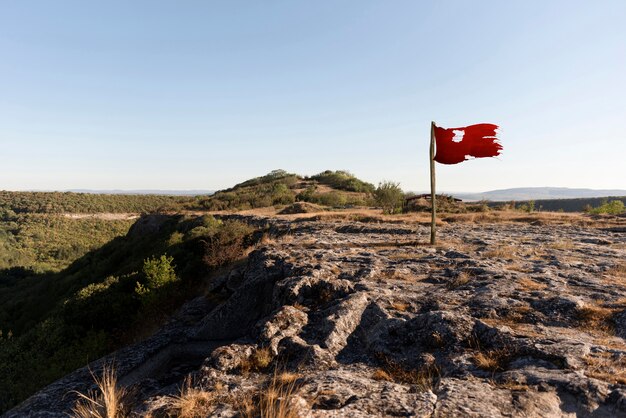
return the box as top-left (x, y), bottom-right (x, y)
top-left (70, 364), bottom-right (128, 418)
top-left (240, 347), bottom-right (274, 375)
top-left (239, 369), bottom-right (303, 418)
top-left (374, 354), bottom-right (440, 391)
top-left (446, 271), bottom-right (471, 289)
top-left (576, 304), bottom-right (617, 335)
top-left (168, 377), bottom-right (217, 418)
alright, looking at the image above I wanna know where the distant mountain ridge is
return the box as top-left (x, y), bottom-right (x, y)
top-left (452, 187), bottom-right (626, 202)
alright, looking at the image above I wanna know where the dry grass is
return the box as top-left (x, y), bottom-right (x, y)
top-left (489, 377), bottom-right (529, 391)
top-left (375, 354), bottom-right (440, 391)
top-left (390, 301), bottom-right (410, 312)
top-left (506, 262), bottom-right (534, 273)
top-left (387, 252), bottom-right (422, 261)
top-left (70, 364), bottom-right (129, 418)
top-left (501, 305), bottom-right (533, 324)
top-left (371, 368), bottom-right (393, 381)
top-left (600, 263), bottom-right (626, 288)
top-left (517, 277), bottom-right (547, 291)
top-left (168, 377), bottom-right (218, 418)
top-left (607, 262), bottom-right (626, 279)
top-left (379, 270), bottom-right (415, 282)
top-left (275, 371), bottom-right (301, 385)
top-left (480, 318), bottom-right (544, 338)
top-left (239, 370), bottom-right (303, 418)
top-left (292, 302), bottom-right (307, 312)
top-left (583, 352), bottom-right (626, 385)
top-left (472, 350), bottom-right (511, 372)
top-left (469, 334), bottom-right (513, 372)
top-left (576, 304), bottom-right (617, 335)
top-left (545, 240), bottom-right (575, 250)
top-left (189, 207), bottom-right (624, 228)
top-left (484, 245), bottom-right (517, 259)
top-left (240, 347), bottom-right (274, 375)
top-left (446, 271), bottom-right (471, 289)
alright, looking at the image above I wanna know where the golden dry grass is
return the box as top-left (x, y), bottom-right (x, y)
top-left (275, 371), bottom-right (301, 385)
top-left (379, 270), bottom-right (416, 282)
top-left (70, 364), bottom-right (128, 418)
top-left (517, 277), bottom-right (547, 291)
top-left (183, 207), bottom-right (625, 229)
top-left (387, 252), bottom-right (422, 261)
top-left (240, 347), bottom-right (274, 375)
top-left (371, 369), bottom-right (393, 381)
top-left (484, 245), bottom-right (517, 259)
top-left (168, 377), bottom-right (217, 418)
top-left (600, 263), bottom-right (626, 289)
top-left (576, 304), bottom-right (617, 335)
top-left (506, 263), bottom-right (534, 273)
top-left (472, 350), bottom-right (510, 372)
top-left (446, 271), bottom-right (471, 289)
top-left (607, 262), bottom-right (626, 279)
top-left (390, 301), bottom-right (409, 312)
top-left (239, 370), bottom-right (303, 418)
top-left (583, 352), bottom-right (626, 385)
top-left (501, 305), bottom-right (533, 324)
top-left (374, 354), bottom-right (440, 391)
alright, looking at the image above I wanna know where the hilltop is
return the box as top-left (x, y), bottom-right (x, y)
top-left (5, 213), bottom-right (626, 417)
top-left (187, 169), bottom-right (376, 212)
top-left (1, 172), bottom-right (625, 416)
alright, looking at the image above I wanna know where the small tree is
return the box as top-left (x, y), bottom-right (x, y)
top-left (375, 181), bottom-right (404, 214)
top-left (135, 254), bottom-right (178, 299)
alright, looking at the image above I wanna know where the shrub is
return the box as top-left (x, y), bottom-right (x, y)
top-left (374, 181), bottom-right (404, 214)
top-left (587, 200), bottom-right (625, 215)
top-left (311, 170), bottom-right (375, 193)
top-left (202, 221), bottom-right (254, 268)
top-left (135, 254), bottom-right (178, 300)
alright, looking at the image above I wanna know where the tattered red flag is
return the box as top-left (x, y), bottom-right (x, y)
top-left (433, 123), bottom-right (502, 165)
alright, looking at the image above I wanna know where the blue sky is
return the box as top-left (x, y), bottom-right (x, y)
top-left (1, 1), bottom-right (624, 192)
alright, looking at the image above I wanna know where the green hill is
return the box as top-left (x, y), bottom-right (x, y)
top-left (190, 169), bottom-right (376, 211)
top-left (0, 213), bottom-right (256, 412)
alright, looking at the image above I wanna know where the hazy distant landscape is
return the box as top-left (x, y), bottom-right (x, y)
top-left (453, 187), bottom-right (626, 202)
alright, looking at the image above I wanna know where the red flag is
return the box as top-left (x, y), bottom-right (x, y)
top-left (433, 123), bottom-right (502, 165)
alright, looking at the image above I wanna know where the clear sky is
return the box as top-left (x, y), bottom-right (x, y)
top-left (1, 1), bottom-right (625, 192)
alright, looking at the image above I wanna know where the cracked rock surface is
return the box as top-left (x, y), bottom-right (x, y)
top-left (6, 215), bottom-right (626, 417)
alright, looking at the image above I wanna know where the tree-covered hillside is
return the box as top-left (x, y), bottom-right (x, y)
top-left (190, 169), bottom-right (376, 211)
top-left (0, 214), bottom-right (257, 412)
top-left (0, 191), bottom-right (193, 215)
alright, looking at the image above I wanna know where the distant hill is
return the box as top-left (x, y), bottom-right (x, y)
top-left (188, 169), bottom-right (376, 211)
top-left (67, 189), bottom-right (214, 196)
top-left (453, 187), bottom-right (626, 202)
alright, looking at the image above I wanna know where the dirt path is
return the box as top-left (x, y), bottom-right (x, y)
top-left (61, 213), bottom-right (140, 220)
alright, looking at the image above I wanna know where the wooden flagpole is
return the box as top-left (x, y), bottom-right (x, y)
top-left (430, 121), bottom-right (436, 245)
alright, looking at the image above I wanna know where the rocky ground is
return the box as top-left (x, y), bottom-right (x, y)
top-left (6, 214), bottom-right (626, 417)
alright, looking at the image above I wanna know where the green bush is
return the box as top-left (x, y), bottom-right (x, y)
top-left (374, 181), bottom-right (404, 214)
top-left (587, 199), bottom-right (625, 215)
top-left (310, 170), bottom-right (375, 193)
top-left (135, 254), bottom-right (178, 300)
